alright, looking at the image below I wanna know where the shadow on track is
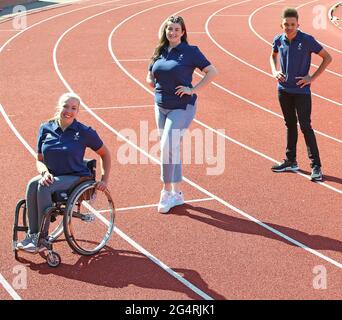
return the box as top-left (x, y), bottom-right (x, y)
top-left (172, 204), bottom-right (342, 253)
top-left (17, 247), bottom-right (226, 300)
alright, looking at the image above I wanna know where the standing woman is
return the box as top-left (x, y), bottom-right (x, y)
top-left (146, 16), bottom-right (217, 214)
top-left (17, 92), bottom-right (111, 252)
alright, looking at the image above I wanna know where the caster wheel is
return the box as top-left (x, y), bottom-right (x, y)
top-left (46, 251), bottom-right (61, 267)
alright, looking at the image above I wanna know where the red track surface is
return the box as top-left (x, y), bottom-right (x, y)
top-left (0, 0), bottom-right (341, 300)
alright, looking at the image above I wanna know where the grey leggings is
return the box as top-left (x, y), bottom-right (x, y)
top-left (26, 175), bottom-right (80, 234)
top-left (155, 103), bottom-right (197, 183)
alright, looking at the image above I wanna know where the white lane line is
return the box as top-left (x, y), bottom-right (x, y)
top-left (195, 72), bottom-right (342, 144)
top-left (297, 1), bottom-right (342, 53)
top-left (83, 200), bottom-right (213, 302)
top-left (194, 117), bottom-right (342, 194)
top-left (0, 0), bottom-right (156, 302)
top-left (108, 0), bottom-right (342, 193)
top-left (118, 58), bottom-right (150, 61)
top-left (248, 0), bottom-right (342, 73)
top-left (272, 3), bottom-right (302, 4)
top-left (113, 51), bottom-right (342, 144)
top-left (115, 226), bottom-right (213, 300)
top-left (52, 0), bottom-right (217, 300)
top-left (0, 273), bottom-right (22, 300)
top-left (81, 104), bottom-right (154, 110)
top-left (116, 197), bottom-right (215, 212)
top-left (0, 104), bottom-right (36, 157)
top-left (206, 4), bottom-right (342, 106)
top-left (162, 0), bottom-right (342, 144)
top-left (135, 3), bottom-right (342, 190)
top-left (0, 2), bottom-right (340, 305)
top-left (51, 0), bottom-right (342, 269)
top-left (0, 1), bottom-right (79, 25)
top-left (58, 6), bottom-right (342, 268)
top-left (0, 0), bottom-right (126, 55)
top-left (215, 14), bottom-right (249, 16)
top-left (295, 0), bottom-right (318, 9)
top-left (1, 0), bottom-right (215, 301)
top-left (82, 200), bottom-right (214, 300)
top-left (95, 197), bottom-right (215, 214)
top-left (157, 0), bottom-right (218, 40)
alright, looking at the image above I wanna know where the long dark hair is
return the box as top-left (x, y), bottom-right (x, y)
top-left (150, 16), bottom-right (188, 64)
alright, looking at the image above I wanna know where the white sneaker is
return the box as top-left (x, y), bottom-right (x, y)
top-left (171, 191), bottom-right (184, 208)
top-left (158, 190), bottom-right (172, 213)
top-left (22, 233), bottom-right (40, 253)
top-left (16, 233), bottom-right (33, 249)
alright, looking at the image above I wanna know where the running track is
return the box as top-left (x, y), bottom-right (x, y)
top-left (0, 0), bottom-right (341, 300)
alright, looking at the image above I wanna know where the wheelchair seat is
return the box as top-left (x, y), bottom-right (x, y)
top-left (51, 159), bottom-right (96, 204)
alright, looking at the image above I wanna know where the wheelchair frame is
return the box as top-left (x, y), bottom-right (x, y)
top-left (12, 159), bottom-right (115, 267)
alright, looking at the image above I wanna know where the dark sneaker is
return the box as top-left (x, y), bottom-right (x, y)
top-left (271, 160), bottom-right (299, 172)
top-left (311, 165), bottom-right (323, 181)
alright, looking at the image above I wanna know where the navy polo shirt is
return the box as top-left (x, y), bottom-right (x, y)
top-left (272, 30), bottom-right (323, 94)
top-left (37, 119), bottom-right (103, 177)
top-left (149, 42), bottom-right (211, 110)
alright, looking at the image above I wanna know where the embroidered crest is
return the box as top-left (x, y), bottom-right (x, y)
top-left (297, 43), bottom-right (302, 50)
top-left (74, 132), bottom-right (80, 141)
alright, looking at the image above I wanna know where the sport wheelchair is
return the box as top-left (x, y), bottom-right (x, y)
top-left (13, 159), bottom-right (115, 267)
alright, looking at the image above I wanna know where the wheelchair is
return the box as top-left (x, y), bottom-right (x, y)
top-left (13, 159), bottom-right (115, 267)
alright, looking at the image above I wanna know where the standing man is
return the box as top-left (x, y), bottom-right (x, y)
top-left (270, 8), bottom-right (332, 181)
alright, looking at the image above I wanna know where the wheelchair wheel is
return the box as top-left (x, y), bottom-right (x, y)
top-left (46, 251), bottom-right (61, 267)
top-left (63, 180), bottom-right (115, 256)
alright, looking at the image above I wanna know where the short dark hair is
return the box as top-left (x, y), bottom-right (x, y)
top-left (281, 7), bottom-right (299, 20)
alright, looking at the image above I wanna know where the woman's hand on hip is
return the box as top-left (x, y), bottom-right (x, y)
top-left (175, 86), bottom-right (193, 97)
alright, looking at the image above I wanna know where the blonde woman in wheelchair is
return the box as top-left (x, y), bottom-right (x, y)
top-left (17, 92), bottom-right (111, 253)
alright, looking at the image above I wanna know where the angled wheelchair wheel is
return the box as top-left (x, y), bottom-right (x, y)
top-left (63, 180), bottom-right (115, 256)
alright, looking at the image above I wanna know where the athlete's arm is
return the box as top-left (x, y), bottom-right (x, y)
top-left (270, 51), bottom-right (285, 82)
top-left (296, 48), bottom-right (332, 88)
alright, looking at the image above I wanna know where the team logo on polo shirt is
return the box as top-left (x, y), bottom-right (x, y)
top-left (178, 54), bottom-right (184, 61)
top-left (297, 43), bottom-right (302, 50)
top-left (74, 132), bottom-right (80, 141)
